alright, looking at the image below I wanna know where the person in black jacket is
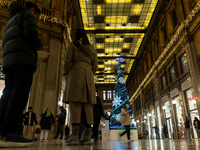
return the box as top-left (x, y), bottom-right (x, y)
top-left (163, 124), bottom-right (168, 139)
top-left (0, 1), bottom-right (43, 148)
top-left (65, 124), bottom-right (70, 140)
top-left (185, 116), bottom-right (191, 140)
top-left (53, 106), bottom-right (66, 140)
top-left (23, 107), bottom-right (38, 139)
top-left (193, 117), bottom-right (200, 139)
top-left (93, 96), bottom-right (104, 142)
top-left (40, 108), bottom-right (54, 142)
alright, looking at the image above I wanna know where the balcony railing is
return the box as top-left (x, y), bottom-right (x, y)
top-left (42, 7), bottom-right (51, 16)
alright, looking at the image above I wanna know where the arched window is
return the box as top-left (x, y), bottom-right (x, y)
top-left (43, 0), bottom-right (51, 9)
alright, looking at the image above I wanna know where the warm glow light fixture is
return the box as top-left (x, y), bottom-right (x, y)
top-left (132, 4), bottom-right (142, 15)
top-left (97, 5), bottom-right (102, 15)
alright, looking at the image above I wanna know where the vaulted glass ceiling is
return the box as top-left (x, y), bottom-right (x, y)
top-left (79, 0), bottom-right (158, 84)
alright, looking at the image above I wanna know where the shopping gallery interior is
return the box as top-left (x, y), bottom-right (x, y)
top-left (1, 0), bottom-right (200, 149)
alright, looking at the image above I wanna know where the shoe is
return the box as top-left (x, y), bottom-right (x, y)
top-left (0, 134), bottom-right (33, 148)
top-left (79, 127), bottom-right (92, 145)
top-left (44, 140), bottom-right (48, 142)
top-left (40, 140), bottom-right (43, 142)
top-left (65, 125), bottom-right (79, 146)
top-left (34, 138), bottom-right (37, 141)
top-left (128, 139), bottom-right (134, 142)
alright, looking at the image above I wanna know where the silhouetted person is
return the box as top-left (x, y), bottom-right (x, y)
top-left (193, 117), bottom-right (200, 138)
top-left (185, 117), bottom-right (191, 140)
top-left (93, 96), bottom-right (104, 142)
top-left (0, 1), bottom-right (43, 148)
top-left (163, 124), bottom-right (168, 139)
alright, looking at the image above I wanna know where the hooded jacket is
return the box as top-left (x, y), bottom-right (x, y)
top-left (2, 1), bottom-right (43, 72)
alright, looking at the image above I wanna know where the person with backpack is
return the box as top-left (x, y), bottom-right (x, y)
top-left (152, 125), bottom-right (160, 139)
top-left (0, 2), bottom-right (43, 147)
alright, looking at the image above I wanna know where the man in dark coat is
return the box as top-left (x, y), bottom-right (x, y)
top-left (65, 124), bottom-right (70, 140)
top-left (0, 1), bottom-right (43, 148)
top-left (53, 106), bottom-right (66, 140)
top-left (93, 96), bottom-right (104, 142)
top-left (23, 107), bottom-right (38, 139)
top-left (163, 124), bottom-right (168, 138)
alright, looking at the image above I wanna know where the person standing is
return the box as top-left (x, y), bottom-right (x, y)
top-left (93, 96), bottom-right (104, 142)
top-left (152, 125), bottom-right (160, 139)
top-left (40, 108), bottom-right (54, 142)
top-left (23, 107), bottom-right (38, 140)
top-left (163, 124), bottom-right (168, 139)
top-left (145, 130), bottom-right (149, 139)
top-left (0, 1), bottom-right (43, 148)
top-left (119, 105), bottom-right (132, 141)
top-left (185, 116), bottom-right (191, 140)
top-left (65, 124), bottom-right (70, 140)
top-left (53, 106), bottom-right (66, 140)
top-left (193, 117), bottom-right (200, 139)
top-left (63, 28), bottom-right (98, 146)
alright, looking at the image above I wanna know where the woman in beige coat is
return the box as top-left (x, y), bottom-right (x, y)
top-left (63, 29), bottom-right (98, 145)
top-left (119, 105), bottom-right (132, 141)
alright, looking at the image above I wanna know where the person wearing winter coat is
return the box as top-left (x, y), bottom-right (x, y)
top-left (93, 96), bottom-right (104, 142)
top-left (40, 108), bottom-right (54, 141)
top-left (163, 124), bottom-right (168, 138)
top-left (152, 125), bottom-right (160, 139)
top-left (0, 1), bottom-right (43, 148)
top-left (63, 28), bottom-right (98, 146)
top-left (119, 105), bottom-right (132, 141)
top-left (185, 116), bottom-right (191, 140)
top-left (193, 117), bottom-right (200, 138)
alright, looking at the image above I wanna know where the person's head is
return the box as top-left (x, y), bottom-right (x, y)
top-left (28, 107), bottom-right (33, 112)
top-left (46, 108), bottom-right (51, 117)
top-left (25, 2), bottom-right (40, 19)
top-left (163, 124), bottom-right (165, 126)
top-left (186, 116), bottom-right (189, 120)
top-left (96, 96), bottom-right (100, 102)
top-left (59, 106), bottom-right (64, 111)
top-left (73, 28), bottom-right (90, 46)
top-left (195, 117), bottom-right (198, 121)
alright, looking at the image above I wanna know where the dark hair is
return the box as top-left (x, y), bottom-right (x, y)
top-left (25, 2), bottom-right (40, 14)
top-left (59, 106), bottom-right (64, 109)
top-left (73, 28), bottom-right (90, 46)
top-left (123, 105), bottom-right (127, 109)
top-left (28, 106), bottom-right (32, 110)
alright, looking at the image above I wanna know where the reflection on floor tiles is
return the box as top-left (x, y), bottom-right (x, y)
top-left (4, 139), bottom-right (200, 150)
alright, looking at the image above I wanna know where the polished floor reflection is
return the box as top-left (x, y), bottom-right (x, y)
top-left (4, 139), bottom-right (200, 150)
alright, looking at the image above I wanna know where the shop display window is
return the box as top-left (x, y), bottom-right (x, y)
top-left (164, 101), bottom-right (171, 118)
top-left (169, 66), bottom-right (176, 83)
top-left (185, 89), bottom-right (197, 111)
top-left (156, 106), bottom-right (162, 137)
top-left (172, 96), bottom-right (184, 138)
top-left (151, 109), bottom-right (156, 138)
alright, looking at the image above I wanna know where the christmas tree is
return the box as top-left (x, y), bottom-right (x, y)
top-left (110, 57), bottom-right (133, 129)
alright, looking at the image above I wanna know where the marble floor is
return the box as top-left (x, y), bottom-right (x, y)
top-left (4, 139), bottom-right (200, 150)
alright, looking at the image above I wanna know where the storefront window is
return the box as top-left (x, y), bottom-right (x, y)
top-left (172, 96), bottom-right (184, 138)
top-left (185, 89), bottom-right (197, 111)
top-left (156, 106), bottom-right (162, 138)
top-left (43, 0), bottom-right (51, 9)
top-left (180, 53), bottom-right (188, 73)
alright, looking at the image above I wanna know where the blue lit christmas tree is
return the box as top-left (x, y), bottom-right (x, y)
top-left (110, 57), bottom-right (133, 129)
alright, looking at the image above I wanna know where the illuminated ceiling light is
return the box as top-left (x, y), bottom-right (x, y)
top-left (98, 78), bottom-right (104, 80)
top-left (132, 4), bottom-right (142, 15)
top-left (137, 120), bottom-right (139, 122)
top-left (106, 0), bottom-right (132, 3)
top-left (172, 100), bottom-right (176, 104)
top-left (90, 18), bottom-right (91, 19)
top-left (144, 116), bottom-right (147, 119)
top-left (97, 5), bottom-right (102, 15)
top-left (105, 49), bottom-right (121, 53)
top-left (104, 60), bottom-right (118, 65)
top-left (98, 64), bottom-right (104, 68)
top-left (123, 43), bottom-right (130, 49)
top-left (148, 114), bottom-right (151, 117)
top-left (121, 64), bottom-right (125, 68)
top-left (105, 16), bottom-right (128, 23)
top-left (104, 68), bottom-right (112, 71)
top-left (97, 43), bottom-right (103, 49)
top-left (105, 38), bottom-right (123, 42)
top-left (162, 106), bottom-right (166, 110)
